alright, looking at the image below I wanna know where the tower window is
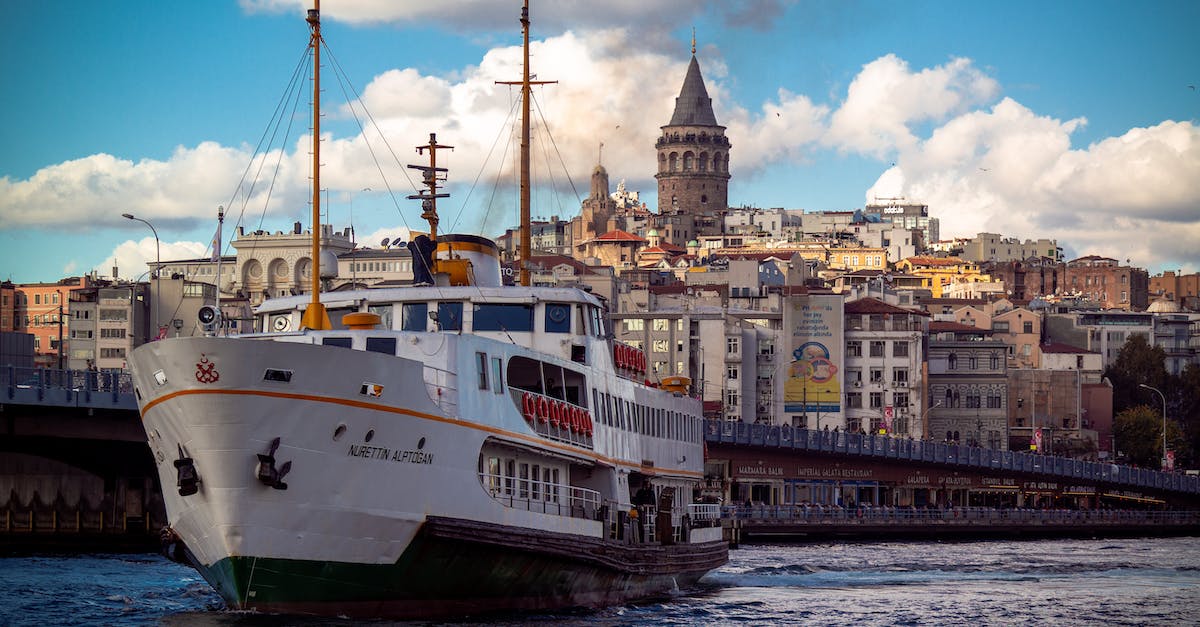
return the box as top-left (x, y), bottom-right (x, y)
top-left (701, 195), bottom-right (707, 204)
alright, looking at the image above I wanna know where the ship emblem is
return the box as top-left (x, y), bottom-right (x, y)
top-left (195, 354), bottom-right (220, 384)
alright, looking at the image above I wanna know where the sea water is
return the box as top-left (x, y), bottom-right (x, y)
top-left (2, 537), bottom-right (1198, 626)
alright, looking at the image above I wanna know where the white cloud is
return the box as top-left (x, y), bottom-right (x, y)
top-left (865, 97), bottom-right (1200, 273)
top-left (99, 238), bottom-right (209, 281)
top-left (827, 55), bottom-right (1000, 158)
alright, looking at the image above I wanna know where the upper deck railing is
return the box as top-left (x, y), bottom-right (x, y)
top-left (1, 365), bottom-right (136, 411)
top-left (705, 420), bottom-right (1200, 496)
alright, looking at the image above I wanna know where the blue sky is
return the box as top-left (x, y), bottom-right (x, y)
top-left (2, 0), bottom-right (1197, 284)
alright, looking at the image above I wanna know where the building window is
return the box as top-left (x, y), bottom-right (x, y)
top-left (725, 390), bottom-right (738, 408)
top-left (990, 353), bottom-right (1000, 369)
top-left (1023, 321), bottom-right (1033, 334)
top-left (846, 392), bottom-right (862, 408)
top-left (727, 337), bottom-right (739, 355)
top-left (869, 341), bottom-right (886, 357)
top-left (869, 392), bottom-right (883, 409)
top-left (965, 395), bottom-right (981, 408)
top-left (652, 319), bottom-right (669, 331)
top-left (847, 341), bottom-right (862, 357)
top-left (892, 368), bottom-right (909, 385)
top-left (870, 368), bottom-right (883, 383)
top-left (625, 319), bottom-right (644, 332)
top-left (987, 395), bottom-right (1002, 409)
top-left (653, 340), bottom-right (669, 353)
top-left (968, 354), bottom-right (978, 369)
top-left (948, 353), bottom-right (957, 370)
top-left (727, 366), bottom-right (738, 380)
top-left (893, 341), bottom-right (908, 357)
top-left (992, 321), bottom-right (1009, 333)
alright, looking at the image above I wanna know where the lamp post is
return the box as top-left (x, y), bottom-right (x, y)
top-left (122, 213), bottom-right (160, 339)
top-left (1139, 383), bottom-right (1169, 470)
top-left (919, 399), bottom-right (943, 440)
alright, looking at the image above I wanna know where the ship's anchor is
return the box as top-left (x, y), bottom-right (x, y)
top-left (256, 437), bottom-right (292, 490)
top-left (174, 444), bottom-right (200, 497)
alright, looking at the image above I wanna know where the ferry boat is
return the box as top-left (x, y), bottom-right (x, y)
top-left (128, 1), bottom-right (727, 619)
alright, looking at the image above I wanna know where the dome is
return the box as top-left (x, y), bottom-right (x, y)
top-left (647, 229), bottom-right (659, 237)
top-left (1146, 297), bottom-right (1182, 313)
top-left (687, 239), bottom-right (699, 247)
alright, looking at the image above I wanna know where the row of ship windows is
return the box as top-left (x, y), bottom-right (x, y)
top-left (591, 388), bottom-right (697, 443)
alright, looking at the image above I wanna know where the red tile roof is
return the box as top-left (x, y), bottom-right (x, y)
top-left (844, 297), bottom-right (930, 316)
top-left (595, 229), bottom-right (646, 242)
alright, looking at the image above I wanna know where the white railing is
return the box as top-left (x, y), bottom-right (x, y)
top-left (478, 471), bottom-right (601, 520)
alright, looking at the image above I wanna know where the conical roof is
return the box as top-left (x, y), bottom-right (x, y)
top-left (668, 56), bottom-right (718, 127)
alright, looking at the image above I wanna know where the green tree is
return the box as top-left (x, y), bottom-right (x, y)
top-left (1113, 404), bottom-right (1187, 468)
top-left (1104, 334), bottom-right (1168, 414)
top-left (1169, 363), bottom-right (1200, 468)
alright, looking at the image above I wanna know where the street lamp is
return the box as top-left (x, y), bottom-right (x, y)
top-left (919, 399), bottom-right (943, 440)
top-left (122, 213), bottom-right (160, 339)
top-left (1139, 383), bottom-right (1169, 470)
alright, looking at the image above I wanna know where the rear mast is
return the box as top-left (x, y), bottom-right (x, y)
top-left (497, 1), bottom-right (554, 286)
top-left (300, 0), bottom-right (331, 330)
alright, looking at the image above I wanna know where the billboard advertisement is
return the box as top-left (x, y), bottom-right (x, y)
top-left (782, 294), bottom-right (844, 424)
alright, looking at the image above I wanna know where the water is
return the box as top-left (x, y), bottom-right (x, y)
top-left (2, 537), bottom-right (1199, 626)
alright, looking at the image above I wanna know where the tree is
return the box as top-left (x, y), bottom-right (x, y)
top-left (1104, 334), bottom-right (1168, 414)
top-left (1113, 404), bottom-right (1187, 468)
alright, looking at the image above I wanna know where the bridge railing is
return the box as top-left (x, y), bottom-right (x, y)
top-left (2, 365), bottom-right (136, 410)
top-left (705, 420), bottom-right (1200, 496)
top-left (723, 504), bottom-right (1200, 527)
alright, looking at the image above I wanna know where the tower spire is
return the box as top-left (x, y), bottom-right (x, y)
top-left (691, 27), bottom-right (696, 55)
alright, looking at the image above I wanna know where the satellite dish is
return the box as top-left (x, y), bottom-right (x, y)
top-left (393, 240), bottom-right (406, 249)
top-left (380, 237), bottom-right (390, 249)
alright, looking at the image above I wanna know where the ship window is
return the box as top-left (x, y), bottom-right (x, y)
top-left (476, 352), bottom-right (489, 389)
top-left (492, 357), bottom-right (504, 394)
top-left (365, 337), bottom-right (396, 355)
top-left (263, 368), bottom-right (293, 383)
top-left (322, 337), bottom-right (352, 349)
top-left (437, 302), bottom-right (463, 331)
top-left (474, 303), bottom-right (533, 332)
top-left (401, 303), bottom-right (427, 331)
top-left (544, 303), bottom-right (571, 333)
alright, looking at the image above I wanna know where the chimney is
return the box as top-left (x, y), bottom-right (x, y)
top-left (113, 266), bottom-right (119, 279)
top-left (294, 221), bottom-right (302, 235)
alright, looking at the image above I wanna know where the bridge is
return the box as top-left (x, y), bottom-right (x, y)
top-left (2, 368), bottom-right (1197, 551)
top-left (1, 366), bottom-right (156, 551)
top-left (704, 420), bottom-right (1200, 540)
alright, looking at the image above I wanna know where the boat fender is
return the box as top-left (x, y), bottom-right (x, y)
top-left (537, 395), bottom-right (550, 424)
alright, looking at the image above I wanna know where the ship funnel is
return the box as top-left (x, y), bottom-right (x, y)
top-left (436, 234), bottom-right (502, 287)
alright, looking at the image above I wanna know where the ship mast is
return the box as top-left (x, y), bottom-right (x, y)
top-left (498, 1), bottom-right (554, 286)
top-left (300, 0), bottom-right (331, 330)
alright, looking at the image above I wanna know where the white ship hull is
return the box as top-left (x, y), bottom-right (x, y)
top-left (130, 332), bottom-right (726, 618)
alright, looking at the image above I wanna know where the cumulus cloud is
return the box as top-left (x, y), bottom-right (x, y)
top-left (866, 99), bottom-right (1200, 273)
top-left (2, 10), bottom-right (1196, 277)
top-left (827, 55), bottom-right (1000, 158)
top-left (99, 237), bottom-right (209, 281)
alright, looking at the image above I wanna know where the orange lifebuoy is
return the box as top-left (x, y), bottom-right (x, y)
top-left (537, 395), bottom-right (550, 424)
top-left (571, 407), bottom-right (582, 433)
top-left (616, 345), bottom-right (626, 369)
top-left (522, 392), bottom-right (536, 423)
top-left (552, 400), bottom-right (564, 428)
top-left (584, 411), bottom-right (594, 436)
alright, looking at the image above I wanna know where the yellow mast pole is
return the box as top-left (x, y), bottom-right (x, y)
top-left (301, 0), bottom-right (330, 330)
top-left (518, 1), bottom-right (532, 287)
top-left (498, 1), bottom-right (553, 287)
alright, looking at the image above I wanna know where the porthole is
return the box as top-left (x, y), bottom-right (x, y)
top-left (365, 429), bottom-right (375, 443)
top-left (333, 424), bottom-right (347, 441)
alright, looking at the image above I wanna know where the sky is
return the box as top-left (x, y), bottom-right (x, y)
top-left (2, 0), bottom-right (1198, 284)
